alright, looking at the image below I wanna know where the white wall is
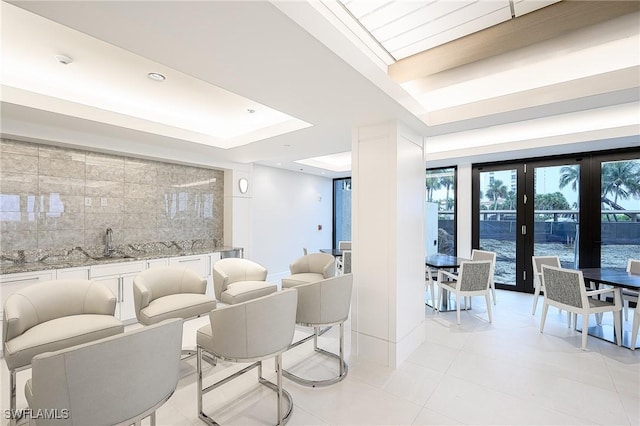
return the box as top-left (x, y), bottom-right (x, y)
top-left (250, 164), bottom-right (333, 282)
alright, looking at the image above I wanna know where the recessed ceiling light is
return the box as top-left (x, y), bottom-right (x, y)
top-left (147, 72), bottom-right (166, 82)
top-left (55, 54), bottom-right (73, 65)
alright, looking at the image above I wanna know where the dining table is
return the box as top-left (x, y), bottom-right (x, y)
top-left (578, 267), bottom-right (640, 349)
top-left (425, 254), bottom-right (469, 312)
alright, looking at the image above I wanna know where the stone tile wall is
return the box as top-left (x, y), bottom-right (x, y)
top-left (0, 138), bottom-right (224, 254)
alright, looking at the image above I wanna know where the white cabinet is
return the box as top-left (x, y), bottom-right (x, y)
top-left (90, 261), bottom-right (144, 323)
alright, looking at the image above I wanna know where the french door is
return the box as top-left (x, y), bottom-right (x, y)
top-left (472, 149), bottom-right (639, 293)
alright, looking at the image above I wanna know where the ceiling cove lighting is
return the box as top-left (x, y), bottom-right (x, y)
top-left (295, 151), bottom-right (352, 172)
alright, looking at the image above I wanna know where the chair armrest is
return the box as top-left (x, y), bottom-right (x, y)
top-left (438, 270), bottom-right (458, 282)
top-left (586, 287), bottom-right (622, 307)
top-left (133, 280), bottom-right (151, 320)
top-left (84, 282), bottom-right (118, 315)
top-left (212, 267), bottom-right (229, 301)
top-left (3, 294), bottom-right (38, 342)
top-left (322, 259), bottom-right (336, 278)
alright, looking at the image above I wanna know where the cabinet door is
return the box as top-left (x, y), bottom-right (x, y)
top-left (0, 270), bottom-right (55, 317)
top-left (146, 258), bottom-right (169, 269)
top-left (56, 267), bottom-right (90, 280)
top-left (91, 276), bottom-right (122, 319)
top-left (169, 255), bottom-right (207, 277)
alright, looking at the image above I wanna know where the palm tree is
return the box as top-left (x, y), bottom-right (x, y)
top-left (486, 179), bottom-right (508, 210)
top-left (559, 165), bottom-right (580, 192)
top-left (440, 175), bottom-right (454, 208)
top-left (601, 160), bottom-right (640, 221)
top-left (425, 177), bottom-right (441, 202)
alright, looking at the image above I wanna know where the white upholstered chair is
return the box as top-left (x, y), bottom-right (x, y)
top-left (281, 253), bottom-right (336, 288)
top-left (437, 260), bottom-right (493, 325)
top-left (133, 266), bottom-right (216, 325)
top-left (196, 290), bottom-right (298, 426)
top-left (283, 274), bottom-right (353, 387)
top-left (540, 265), bottom-right (622, 350)
top-left (212, 258), bottom-right (277, 304)
top-left (25, 318), bottom-right (183, 426)
top-left (625, 259), bottom-right (640, 350)
top-left (3, 280), bottom-right (124, 421)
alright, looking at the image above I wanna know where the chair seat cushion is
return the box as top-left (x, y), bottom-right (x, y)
top-left (221, 281), bottom-right (277, 305)
top-left (140, 293), bottom-right (216, 325)
top-left (3, 314), bottom-right (124, 370)
top-left (282, 273), bottom-right (325, 288)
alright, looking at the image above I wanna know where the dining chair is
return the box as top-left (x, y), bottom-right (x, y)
top-left (437, 260), bottom-right (493, 325)
top-left (425, 265), bottom-right (438, 312)
top-left (531, 256), bottom-right (575, 326)
top-left (471, 249), bottom-right (497, 305)
top-left (625, 259), bottom-right (639, 350)
top-left (540, 265), bottom-right (621, 350)
top-left (336, 241), bottom-right (351, 273)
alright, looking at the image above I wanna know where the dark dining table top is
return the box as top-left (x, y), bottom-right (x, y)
top-left (320, 248), bottom-right (343, 256)
top-left (425, 254), bottom-right (469, 269)
top-left (579, 268), bottom-right (640, 290)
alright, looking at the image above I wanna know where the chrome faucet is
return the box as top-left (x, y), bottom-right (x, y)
top-left (104, 228), bottom-right (116, 256)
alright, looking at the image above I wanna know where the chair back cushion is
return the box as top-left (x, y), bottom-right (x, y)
top-left (28, 318), bottom-right (183, 426)
top-left (295, 274), bottom-right (353, 326)
top-left (342, 251), bottom-right (352, 274)
top-left (458, 261), bottom-right (492, 291)
top-left (338, 241), bottom-right (352, 250)
top-left (289, 253), bottom-right (336, 277)
top-left (208, 289), bottom-right (297, 360)
top-left (471, 249), bottom-right (496, 263)
top-left (532, 256), bottom-right (561, 273)
top-left (628, 259), bottom-right (640, 274)
top-left (541, 265), bottom-right (584, 308)
top-left (213, 258), bottom-right (268, 300)
top-left (3, 280), bottom-right (116, 342)
top-left (133, 267), bottom-right (206, 318)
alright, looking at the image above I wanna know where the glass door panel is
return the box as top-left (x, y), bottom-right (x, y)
top-left (600, 158), bottom-right (640, 270)
top-left (478, 168), bottom-right (519, 287)
top-left (533, 164), bottom-right (580, 270)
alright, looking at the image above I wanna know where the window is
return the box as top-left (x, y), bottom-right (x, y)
top-left (426, 167), bottom-right (457, 256)
top-left (333, 178), bottom-right (351, 249)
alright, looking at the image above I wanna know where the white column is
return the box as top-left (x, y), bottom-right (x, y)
top-left (351, 121), bottom-right (426, 368)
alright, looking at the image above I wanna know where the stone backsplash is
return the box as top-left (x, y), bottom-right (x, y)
top-left (0, 138), bottom-right (224, 263)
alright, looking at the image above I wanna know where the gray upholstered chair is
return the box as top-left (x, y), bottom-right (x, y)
top-left (282, 253), bottom-right (336, 288)
top-left (283, 274), bottom-right (353, 387)
top-left (336, 241), bottom-right (351, 273)
top-left (341, 250), bottom-right (352, 275)
top-left (540, 265), bottom-right (622, 350)
top-left (437, 260), bottom-right (493, 325)
top-left (25, 318), bottom-right (183, 426)
top-left (3, 280), bottom-right (124, 420)
top-left (471, 249), bottom-right (497, 305)
top-left (196, 290), bottom-right (298, 426)
top-left (625, 259), bottom-right (639, 350)
top-left (212, 258), bottom-right (277, 304)
top-left (531, 256), bottom-right (562, 315)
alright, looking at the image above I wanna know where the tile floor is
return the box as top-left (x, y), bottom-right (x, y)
top-left (3, 289), bottom-right (639, 425)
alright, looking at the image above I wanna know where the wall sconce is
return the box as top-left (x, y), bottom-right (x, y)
top-left (238, 178), bottom-right (249, 194)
